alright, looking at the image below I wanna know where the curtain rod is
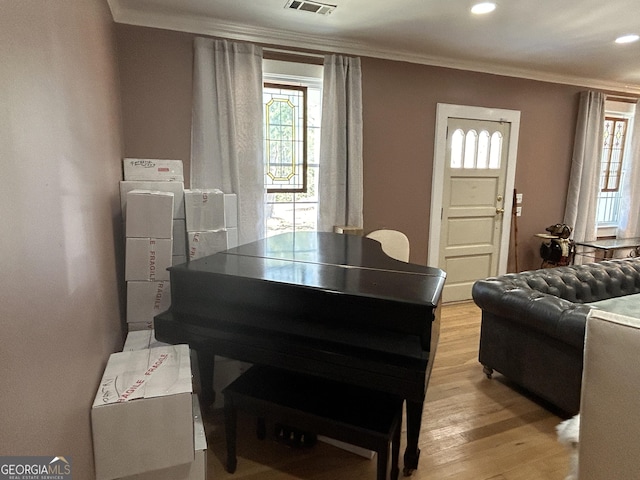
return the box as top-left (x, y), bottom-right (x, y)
top-left (263, 47), bottom-right (325, 60)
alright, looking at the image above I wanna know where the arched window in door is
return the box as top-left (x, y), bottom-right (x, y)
top-left (450, 128), bottom-right (503, 169)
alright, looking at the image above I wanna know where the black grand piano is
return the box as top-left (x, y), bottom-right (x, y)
top-left (155, 231), bottom-right (446, 474)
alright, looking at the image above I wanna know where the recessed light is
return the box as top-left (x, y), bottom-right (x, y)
top-left (471, 2), bottom-right (496, 14)
top-left (615, 34), bottom-right (639, 44)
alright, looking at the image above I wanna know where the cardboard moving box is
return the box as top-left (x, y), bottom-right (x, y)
top-left (173, 219), bottom-right (187, 256)
top-left (125, 238), bottom-right (172, 282)
top-left (126, 190), bottom-right (174, 239)
top-left (123, 159), bottom-right (184, 182)
top-left (122, 330), bottom-right (170, 352)
top-left (126, 281), bottom-right (171, 324)
top-left (92, 345), bottom-right (194, 480)
top-left (120, 181), bottom-right (185, 220)
top-left (188, 229), bottom-right (238, 260)
top-left (184, 189), bottom-right (237, 231)
top-left (116, 395), bottom-right (207, 480)
top-left (128, 321), bottom-right (154, 332)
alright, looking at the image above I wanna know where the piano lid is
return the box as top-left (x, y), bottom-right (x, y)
top-left (173, 232), bottom-right (446, 307)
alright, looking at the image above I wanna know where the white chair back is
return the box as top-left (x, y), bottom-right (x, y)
top-left (365, 229), bottom-right (410, 262)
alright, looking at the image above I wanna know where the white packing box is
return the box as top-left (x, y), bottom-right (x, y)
top-left (120, 181), bottom-right (185, 220)
top-left (128, 321), bottom-right (153, 332)
top-left (126, 281), bottom-right (171, 324)
top-left (116, 395), bottom-right (207, 480)
top-left (91, 345), bottom-right (194, 480)
top-left (126, 238), bottom-right (172, 282)
top-left (223, 192), bottom-right (237, 227)
top-left (173, 219), bottom-right (187, 256)
top-left (123, 159), bottom-right (184, 182)
top-left (184, 189), bottom-right (237, 231)
top-left (122, 330), bottom-right (170, 352)
top-left (126, 190), bottom-right (174, 239)
top-left (188, 229), bottom-right (238, 261)
top-left (115, 395), bottom-right (206, 480)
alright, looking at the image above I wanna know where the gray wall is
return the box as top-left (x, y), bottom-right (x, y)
top-left (0, 1), bottom-right (125, 478)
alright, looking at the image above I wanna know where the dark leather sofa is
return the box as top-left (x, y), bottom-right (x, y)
top-left (472, 258), bottom-right (640, 415)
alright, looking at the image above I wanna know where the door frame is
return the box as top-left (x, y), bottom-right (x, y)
top-left (428, 103), bottom-right (521, 275)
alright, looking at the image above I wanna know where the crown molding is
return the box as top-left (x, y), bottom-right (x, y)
top-left (108, 0), bottom-right (640, 96)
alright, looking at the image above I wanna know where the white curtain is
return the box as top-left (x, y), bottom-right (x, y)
top-left (618, 99), bottom-right (640, 239)
top-left (318, 55), bottom-right (363, 231)
top-left (191, 37), bottom-right (265, 245)
top-left (563, 91), bottom-right (605, 261)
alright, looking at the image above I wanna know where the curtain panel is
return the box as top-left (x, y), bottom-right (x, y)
top-left (563, 91), bottom-right (605, 261)
top-left (318, 55), bottom-right (363, 232)
top-left (191, 37), bottom-right (265, 245)
top-left (618, 99), bottom-right (640, 239)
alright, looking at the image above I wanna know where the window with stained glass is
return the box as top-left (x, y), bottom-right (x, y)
top-left (601, 117), bottom-right (627, 192)
top-left (262, 59), bottom-right (323, 238)
top-left (264, 83), bottom-right (307, 193)
top-left (596, 114), bottom-right (630, 225)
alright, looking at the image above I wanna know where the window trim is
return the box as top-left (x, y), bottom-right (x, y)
top-left (601, 116), bottom-right (628, 193)
top-left (262, 60), bottom-right (323, 238)
top-left (595, 100), bottom-right (636, 232)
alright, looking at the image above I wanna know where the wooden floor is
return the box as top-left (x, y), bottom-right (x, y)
top-left (203, 302), bottom-right (571, 480)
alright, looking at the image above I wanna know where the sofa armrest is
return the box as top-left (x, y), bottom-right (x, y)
top-left (472, 279), bottom-right (589, 348)
top-left (579, 310), bottom-right (640, 478)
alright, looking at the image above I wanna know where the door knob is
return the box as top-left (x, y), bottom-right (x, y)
top-left (496, 208), bottom-right (505, 214)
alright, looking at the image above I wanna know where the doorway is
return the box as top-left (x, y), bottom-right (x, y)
top-left (428, 104), bottom-right (521, 303)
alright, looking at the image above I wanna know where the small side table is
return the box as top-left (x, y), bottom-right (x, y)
top-left (223, 365), bottom-right (403, 480)
top-left (575, 237), bottom-right (640, 260)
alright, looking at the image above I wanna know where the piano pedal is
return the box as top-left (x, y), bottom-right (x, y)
top-left (274, 423), bottom-right (317, 448)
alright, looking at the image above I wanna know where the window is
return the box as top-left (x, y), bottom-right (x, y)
top-left (263, 60), bottom-right (322, 237)
top-left (596, 101), bottom-right (636, 231)
top-left (450, 128), bottom-right (503, 169)
top-left (264, 84), bottom-right (307, 193)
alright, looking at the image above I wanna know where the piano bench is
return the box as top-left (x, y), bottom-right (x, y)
top-left (223, 365), bottom-right (403, 480)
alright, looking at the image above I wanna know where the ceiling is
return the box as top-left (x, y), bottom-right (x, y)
top-left (108, 0), bottom-right (640, 94)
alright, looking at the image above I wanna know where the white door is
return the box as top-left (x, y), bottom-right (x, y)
top-left (439, 118), bottom-right (510, 302)
top-left (428, 104), bottom-right (521, 303)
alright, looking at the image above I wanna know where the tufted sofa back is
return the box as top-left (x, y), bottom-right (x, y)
top-left (486, 258), bottom-right (640, 303)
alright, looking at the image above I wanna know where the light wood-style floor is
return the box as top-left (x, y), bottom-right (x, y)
top-left (203, 302), bottom-right (571, 480)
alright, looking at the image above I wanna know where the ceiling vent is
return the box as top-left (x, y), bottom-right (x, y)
top-left (285, 0), bottom-right (336, 15)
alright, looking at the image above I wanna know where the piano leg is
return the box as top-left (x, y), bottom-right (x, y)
top-left (196, 348), bottom-right (216, 412)
top-left (403, 399), bottom-right (423, 476)
top-left (224, 395), bottom-right (238, 473)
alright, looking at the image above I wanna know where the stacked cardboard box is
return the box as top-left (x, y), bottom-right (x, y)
top-left (122, 330), bottom-right (202, 399)
top-left (120, 158), bottom-right (187, 266)
top-left (91, 344), bottom-right (207, 480)
top-left (122, 329), bottom-right (170, 351)
top-left (184, 188), bottom-right (248, 408)
top-left (123, 159), bottom-right (183, 182)
top-left (121, 159), bottom-right (186, 331)
top-left (125, 190), bottom-right (173, 331)
top-left (184, 189), bottom-right (238, 261)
